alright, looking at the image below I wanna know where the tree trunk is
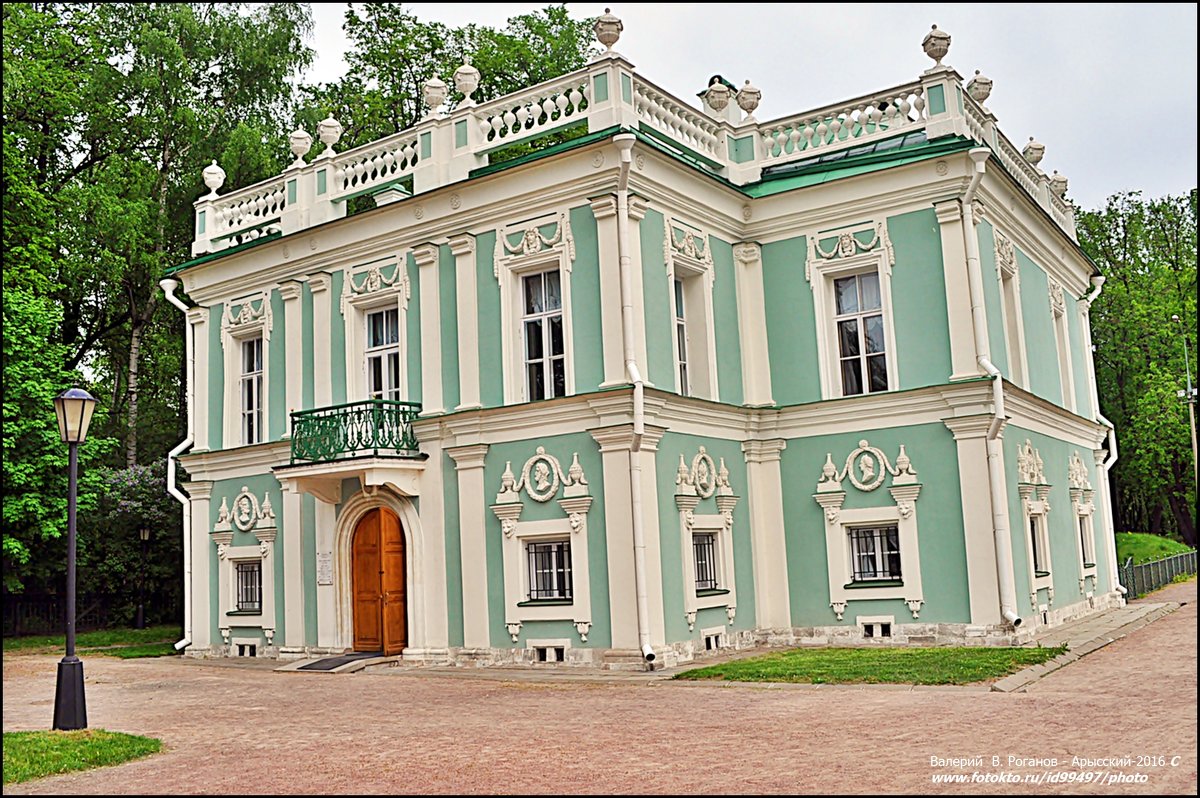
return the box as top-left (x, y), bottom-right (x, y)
top-left (1166, 491), bottom-right (1197, 546)
top-left (1149, 503), bottom-right (1164, 537)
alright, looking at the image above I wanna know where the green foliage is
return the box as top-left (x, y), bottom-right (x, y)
top-left (3, 730), bottom-right (162, 785)
top-left (675, 645), bottom-right (1066, 685)
top-left (1114, 532), bottom-right (1195, 565)
top-left (99, 642), bottom-right (181, 659)
top-left (1078, 190), bottom-right (1198, 545)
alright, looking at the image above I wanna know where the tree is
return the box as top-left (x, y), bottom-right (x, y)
top-left (1078, 190), bottom-right (1198, 545)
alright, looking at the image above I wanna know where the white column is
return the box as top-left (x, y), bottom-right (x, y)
top-left (733, 243), bottom-right (773, 406)
top-left (414, 244), bottom-right (443, 415)
top-left (185, 481), bottom-right (213, 650)
top-left (935, 200), bottom-right (982, 381)
top-left (944, 416), bottom-right (1003, 625)
top-left (314, 497), bottom-right (339, 648)
top-left (1094, 449), bottom-right (1121, 597)
top-left (628, 197), bottom-right (651, 383)
top-left (742, 439), bottom-right (791, 629)
top-left (309, 273), bottom-right (333, 408)
top-left (447, 444), bottom-right (490, 649)
top-left (279, 280), bottom-right (304, 426)
top-left (590, 196), bottom-right (626, 387)
top-left (450, 235), bottom-right (481, 410)
top-left (187, 308), bottom-right (210, 450)
top-left (277, 478), bottom-right (305, 648)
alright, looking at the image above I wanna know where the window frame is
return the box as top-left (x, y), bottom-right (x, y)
top-left (1049, 280), bottom-right (1077, 412)
top-left (239, 336), bottom-right (264, 445)
top-left (832, 271), bottom-right (890, 397)
top-left (365, 306), bottom-right (402, 402)
top-left (221, 292), bottom-right (272, 449)
top-left (341, 257), bottom-right (411, 406)
top-left (993, 232), bottom-right (1029, 388)
top-left (235, 559), bottom-right (263, 613)
top-left (520, 269), bottom-right (568, 403)
top-left (663, 216), bottom-right (719, 400)
top-left (1017, 484), bottom-right (1055, 610)
top-left (524, 537), bottom-right (573, 602)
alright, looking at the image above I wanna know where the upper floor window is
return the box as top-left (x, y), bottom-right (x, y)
top-left (523, 270), bottom-right (565, 402)
top-left (1029, 515), bottom-right (1048, 575)
top-left (834, 272), bottom-right (889, 396)
top-left (240, 336), bottom-right (263, 444)
top-left (674, 278), bottom-right (690, 396)
top-left (366, 308), bottom-right (401, 401)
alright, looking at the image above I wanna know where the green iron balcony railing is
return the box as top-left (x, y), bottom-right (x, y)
top-left (290, 399), bottom-right (422, 464)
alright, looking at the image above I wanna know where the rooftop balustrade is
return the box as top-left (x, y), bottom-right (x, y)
top-left (191, 15), bottom-right (1077, 257)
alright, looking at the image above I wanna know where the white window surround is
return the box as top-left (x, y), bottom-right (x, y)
top-left (493, 211), bottom-right (576, 406)
top-left (674, 447), bottom-right (739, 632)
top-left (806, 223), bottom-right (900, 400)
top-left (663, 215), bottom-right (718, 400)
top-left (1015, 439), bottom-right (1054, 608)
top-left (525, 638), bottom-right (572, 660)
top-left (1049, 279), bottom-right (1077, 412)
top-left (221, 292), bottom-right (272, 448)
top-left (340, 256), bottom-right (411, 405)
top-left (211, 486), bottom-right (277, 648)
top-left (1068, 450), bottom-right (1098, 593)
top-left (993, 231), bottom-right (1029, 388)
top-left (856, 614), bottom-right (895, 638)
top-left (813, 439), bottom-right (924, 620)
top-left (699, 625), bottom-right (727, 650)
top-left (491, 446), bottom-right (593, 643)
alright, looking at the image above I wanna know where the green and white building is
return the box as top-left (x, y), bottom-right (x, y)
top-left (161, 15), bottom-right (1124, 667)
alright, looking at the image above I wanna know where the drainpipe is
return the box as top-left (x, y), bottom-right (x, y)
top-left (1084, 275), bottom-right (1127, 595)
top-left (960, 147), bottom-right (1022, 628)
top-left (613, 132), bottom-right (655, 664)
top-left (160, 278), bottom-right (195, 650)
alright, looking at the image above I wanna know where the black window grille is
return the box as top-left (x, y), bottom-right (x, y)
top-left (527, 540), bottom-right (572, 600)
top-left (849, 525), bottom-right (901, 581)
top-left (236, 561), bottom-right (262, 612)
top-left (694, 532), bottom-right (718, 590)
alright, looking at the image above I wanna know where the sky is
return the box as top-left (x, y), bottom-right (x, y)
top-left (304, 3), bottom-right (1198, 211)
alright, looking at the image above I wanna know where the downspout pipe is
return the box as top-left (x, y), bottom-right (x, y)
top-left (160, 278), bottom-right (195, 650)
top-left (960, 147), bottom-right (1022, 628)
top-left (613, 132), bottom-right (655, 663)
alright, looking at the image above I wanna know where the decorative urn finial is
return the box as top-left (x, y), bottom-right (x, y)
top-left (202, 160), bottom-right (225, 196)
top-left (594, 8), bottom-right (623, 53)
top-left (454, 55), bottom-right (481, 105)
top-left (922, 24), bottom-right (951, 67)
top-left (966, 69), bottom-right (992, 105)
top-left (1049, 170), bottom-right (1069, 198)
top-left (704, 76), bottom-right (731, 112)
top-left (288, 127), bottom-right (312, 169)
top-left (423, 75), bottom-right (449, 116)
top-left (736, 79), bottom-right (761, 122)
top-left (317, 115), bottom-right (343, 158)
top-left (1022, 136), bottom-right (1045, 166)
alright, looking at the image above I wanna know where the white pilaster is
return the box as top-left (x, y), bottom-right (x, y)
top-left (414, 244), bottom-right (443, 415)
top-left (187, 308), bottom-right (210, 450)
top-left (314, 497), bottom-right (338, 648)
top-left (185, 481), bottom-right (213, 650)
top-left (450, 236), bottom-right (481, 410)
top-left (628, 197), bottom-right (651, 384)
top-left (309, 273), bottom-right (333, 408)
top-left (279, 281), bottom-right (304, 429)
top-left (742, 439), bottom-right (790, 629)
top-left (447, 443), bottom-right (490, 649)
top-left (733, 243), bottom-right (773, 406)
top-left (935, 200), bottom-right (982, 381)
top-left (590, 196), bottom-right (626, 387)
top-left (278, 481), bottom-right (305, 647)
top-left (944, 416), bottom-right (1003, 624)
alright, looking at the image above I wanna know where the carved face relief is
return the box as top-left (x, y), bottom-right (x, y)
top-left (837, 232), bottom-right (857, 258)
top-left (858, 454), bottom-right (876, 482)
top-left (534, 462), bottom-right (551, 492)
top-left (235, 495), bottom-right (255, 531)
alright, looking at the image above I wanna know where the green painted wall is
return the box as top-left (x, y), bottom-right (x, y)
top-left (476, 231), bottom-right (503, 407)
top-left (779, 423), bottom-right (971, 626)
top-left (483, 434), bottom-right (610, 648)
top-left (889, 209), bottom-right (952, 388)
top-left (268, 290), bottom-right (287, 440)
top-left (406, 253), bottom-right (422, 403)
top-left (656, 433), bottom-right (755, 644)
top-left (975, 220), bottom-right (1009, 377)
top-left (570, 205), bottom-right (604, 394)
top-left (208, 304), bottom-right (224, 451)
top-left (709, 237), bottom-right (744, 405)
top-left (442, 452), bottom-right (464, 647)
top-left (1066, 290), bottom-right (1092, 415)
top-left (640, 208), bottom-right (675, 389)
top-left (438, 244), bottom-right (460, 410)
top-left (1017, 249), bottom-right (1062, 404)
top-left (761, 236), bottom-right (819, 405)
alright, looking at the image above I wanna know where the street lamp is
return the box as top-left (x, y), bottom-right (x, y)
top-left (136, 527), bottom-right (150, 630)
top-left (51, 386), bottom-right (97, 731)
top-left (1173, 314), bottom-right (1198, 492)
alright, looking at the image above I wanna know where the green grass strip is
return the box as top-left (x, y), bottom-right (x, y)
top-left (97, 643), bottom-right (181, 659)
top-left (3, 730), bottom-right (162, 785)
top-left (2, 625), bottom-right (180, 654)
top-left (1114, 532), bottom-right (1194, 565)
top-left (675, 645), bottom-right (1065, 686)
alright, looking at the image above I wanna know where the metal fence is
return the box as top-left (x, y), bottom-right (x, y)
top-left (1119, 550), bottom-right (1198, 599)
top-left (2, 592), bottom-right (181, 637)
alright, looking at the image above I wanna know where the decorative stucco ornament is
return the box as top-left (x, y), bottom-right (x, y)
top-left (202, 160), bottom-right (226, 197)
top-left (922, 24), bottom-right (951, 67)
top-left (1068, 451), bottom-right (1092, 491)
top-left (288, 128), bottom-right (312, 169)
top-left (1016, 439), bottom-right (1046, 485)
top-left (423, 76), bottom-right (449, 116)
top-left (317, 116), bottom-right (343, 158)
top-left (736, 79), bottom-right (761, 122)
top-left (1049, 170), bottom-right (1069, 198)
top-left (704, 78), bottom-right (731, 113)
top-left (965, 70), bottom-right (992, 105)
top-left (1022, 136), bottom-right (1045, 167)
top-left (593, 8), bottom-right (623, 53)
top-left (453, 56), bottom-right (481, 105)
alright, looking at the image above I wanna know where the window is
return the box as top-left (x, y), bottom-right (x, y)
top-left (522, 270), bottom-right (565, 402)
top-left (1077, 516), bottom-right (1093, 566)
top-left (240, 337), bottom-right (263, 444)
top-left (526, 539), bottom-right (572, 601)
top-left (674, 278), bottom-right (690, 396)
top-left (1029, 516), bottom-right (1047, 575)
top-left (366, 308), bottom-right (401, 401)
top-left (834, 272), bottom-right (888, 396)
top-left (236, 561), bottom-right (262, 612)
top-left (849, 525), bottom-right (902, 581)
top-left (693, 531), bottom-right (718, 590)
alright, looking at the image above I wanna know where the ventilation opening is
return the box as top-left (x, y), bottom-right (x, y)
top-left (880, 623), bottom-right (892, 638)
top-left (863, 624), bottom-right (875, 639)
top-left (236, 643), bottom-right (257, 657)
top-left (703, 633), bottom-right (725, 651)
top-left (1042, 610), bottom-right (1049, 626)
top-left (535, 646), bottom-right (565, 663)
top-left (862, 622), bottom-right (892, 639)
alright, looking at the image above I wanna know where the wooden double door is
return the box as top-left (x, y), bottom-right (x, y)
top-left (352, 507), bottom-right (407, 655)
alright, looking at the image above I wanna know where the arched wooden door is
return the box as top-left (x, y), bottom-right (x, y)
top-left (351, 507), bottom-right (407, 655)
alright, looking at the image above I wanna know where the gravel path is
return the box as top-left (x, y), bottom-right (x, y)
top-left (4, 579), bottom-right (1195, 795)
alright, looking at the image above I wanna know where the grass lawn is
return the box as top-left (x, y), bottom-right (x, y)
top-left (99, 642), bottom-right (180, 659)
top-left (675, 645), bottom-right (1066, 686)
top-left (2, 625), bottom-right (181, 655)
top-left (2, 730), bottom-right (161, 785)
top-left (1115, 532), bottom-right (1194, 565)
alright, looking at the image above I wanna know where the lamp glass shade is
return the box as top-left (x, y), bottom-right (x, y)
top-left (53, 387), bottom-right (98, 444)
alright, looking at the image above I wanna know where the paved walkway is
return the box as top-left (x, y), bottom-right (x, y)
top-left (3, 578), bottom-right (1195, 794)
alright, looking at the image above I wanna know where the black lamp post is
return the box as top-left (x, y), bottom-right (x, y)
top-left (52, 386), bottom-right (97, 731)
top-left (136, 527), bottom-right (150, 630)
